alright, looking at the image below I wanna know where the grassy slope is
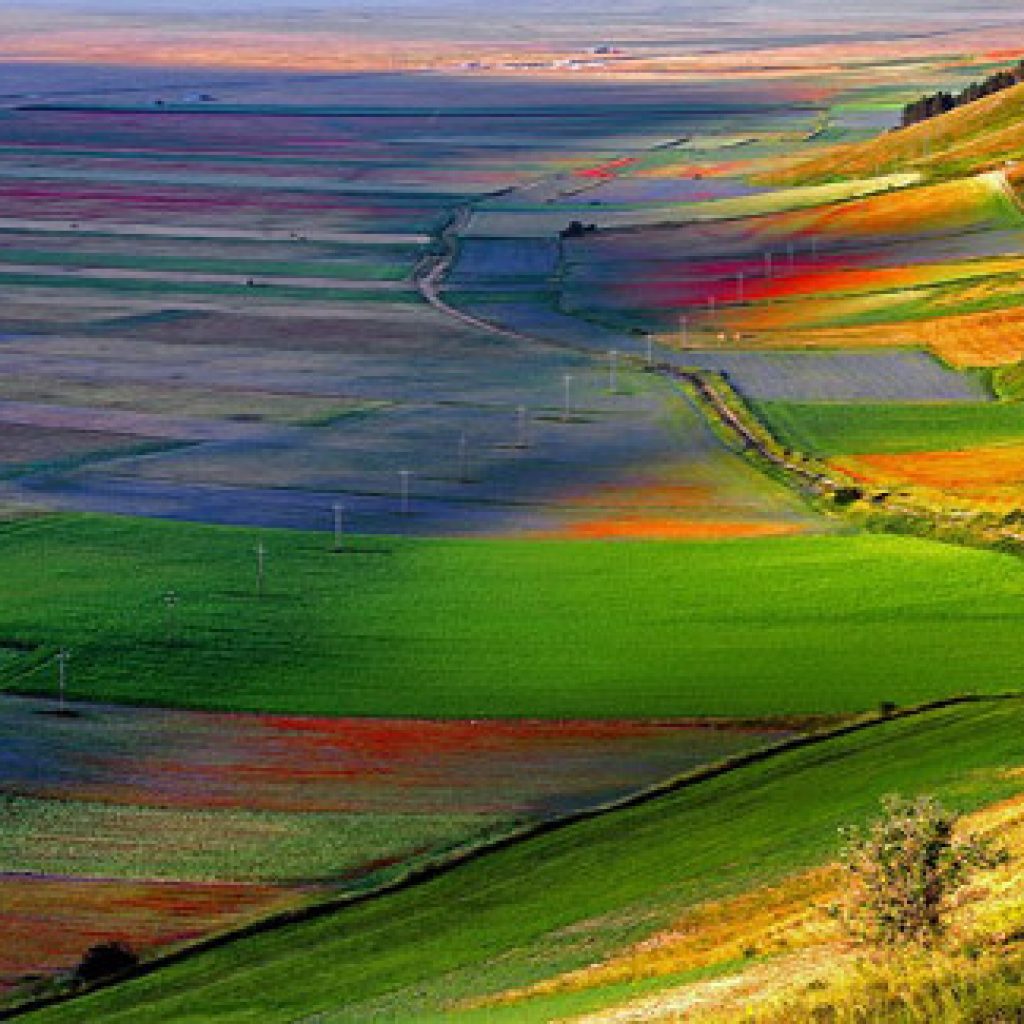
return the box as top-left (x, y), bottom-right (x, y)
top-left (753, 400), bottom-right (1024, 456)
top-left (5, 516), bottom-right (1024, 718)
top-left (21, 699), bottom-right (1024, 1023)
top-left (762, 81), bottom-right (1024, 185)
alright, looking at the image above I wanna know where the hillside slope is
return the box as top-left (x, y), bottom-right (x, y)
top-left (18, 699), bottom-right (1024, 1023)
top-left (762, 80), bottom-right (1024, 185)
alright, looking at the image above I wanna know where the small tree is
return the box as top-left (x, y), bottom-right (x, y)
top-left (836, 794), bottom-right (1007, 947)
top-left (74, 942), bottom-right (139, 985)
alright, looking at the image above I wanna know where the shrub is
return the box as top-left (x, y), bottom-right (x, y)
top-left (74, 942), bottom-right (139, 985)
top-left (832, 486), bottom-right (864, 507)
top-left (836, 795), bottom-right (1008, 947)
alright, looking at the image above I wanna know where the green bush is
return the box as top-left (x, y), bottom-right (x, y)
top-left (836, 794), bottom-right (1008, 946)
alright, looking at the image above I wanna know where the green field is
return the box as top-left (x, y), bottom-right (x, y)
top-left (0, 797), bottom-right (503, 885)
top-left (23, 698), bottom-right (1024, 1023)
top-left (4, 515), bottom-right (1024, 719)
top-left (753, 398), bottom-right (1024, 456)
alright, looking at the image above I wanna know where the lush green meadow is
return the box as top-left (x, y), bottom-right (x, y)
top-left (4, 515), bottom-right (1024, 719)
top-left (24, 698), bottom-right (1024, 1023)
top-left (752, 398), bottom-right (1024, 456)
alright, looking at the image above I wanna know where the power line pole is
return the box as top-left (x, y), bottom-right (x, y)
top-left (399, 469), bottom-right (411, 515)
top-left (562, 373), bottom-right (573, 422)
top-left (608, 349), bottom-right (619, 393)
top-left (458, 433), bottom-right (470, 482)
top-left (680, 314), bottom-right (689, 346)
top-left (56, 648), bottom-right (69, 714)
top-left (736, 271), bottom-right (745, 303)
top-left (645, 334), bottom-right (654, 366)
top-left (515, 404), bottom-right (529, 449)
top-left (163, 590), bottom-right (179, 646)
top-left (332, 503), bottom-right (344, 551)
top-left (255, 542), bottom-right (266, 598)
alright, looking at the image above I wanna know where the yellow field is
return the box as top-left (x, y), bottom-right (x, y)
top-left (834, 443), bottom-right (1024, 513)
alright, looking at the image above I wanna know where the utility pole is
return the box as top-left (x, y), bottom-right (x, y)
top-left (645, 334), bottom-right (654, 366)
top-left (515, 405), bottom-right (529, 449)
top-left (608, 349), bottom-right (619, 393)
top-left (458, 433), bottom-right (470, 482)
top-left (399, 470), bottom-right (411, 515)
top-left (736, 271), bottom-right (745, 303)
top-left (255, 542), bottom-right (266, 598)
top-left (332, 503), bottom-right (344, 551)
top-left (680, 314), bottom-right (689, 346)
top-left (562, 373), bottom-right (573, 422)
top-left (163, 590), bottom-right (179, 646)
top-left (56, 648), bottom-right (69, 714)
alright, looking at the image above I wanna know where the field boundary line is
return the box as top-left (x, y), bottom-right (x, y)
top-left (4, 691), bottom-right (1019, 1020)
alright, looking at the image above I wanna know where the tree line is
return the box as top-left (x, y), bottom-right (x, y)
top-left (901, 61), bottom-right (1024, 128)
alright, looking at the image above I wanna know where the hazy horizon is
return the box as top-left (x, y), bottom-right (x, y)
top-left (3, 0), bottom-right (1024, 70)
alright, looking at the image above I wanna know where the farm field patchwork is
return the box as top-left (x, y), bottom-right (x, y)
top-left (23, 698), bottom-right (1024, 1023)
top-left (465, 173), bottom-right (913, 237)
top-left (557, 171), bottom-right (1024, 357)
top-left (10, 42), bottom-right (1024, 1024)
top-left (0, 321), bottom-right (819, 536)
top-left (0, 80), bottom-right (846, 540)
top-left (0, 695), bottom-right (785, 991)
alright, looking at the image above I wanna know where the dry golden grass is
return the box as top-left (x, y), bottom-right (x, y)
top-left (759, 81), bottom-right (1024, 186)
top-left (464, 868), bottom-right (842, 1015)
top-left (465, 791), bottom-right (1024, 1023)
top-left (537, 519), bottom-right (806, 541)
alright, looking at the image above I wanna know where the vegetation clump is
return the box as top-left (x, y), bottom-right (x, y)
top-left (901, 61), bottom-right (1024, 127)
top-left (836, 794), bottom-right (1008, 947)
top-left (73, 942), bottom-right (139, 986)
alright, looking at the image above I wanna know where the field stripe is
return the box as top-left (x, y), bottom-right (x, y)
top-left (0, 218), bottom-right (431, 245)
top-left (0, 401), bottom-right (297, 443)
top-left (0, 265), bottom-right (412, 292)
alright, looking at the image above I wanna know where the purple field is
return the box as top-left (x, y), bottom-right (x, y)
top-left (671, 350), bottom-right (991, 403)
